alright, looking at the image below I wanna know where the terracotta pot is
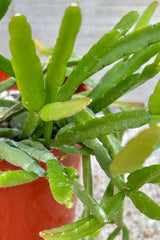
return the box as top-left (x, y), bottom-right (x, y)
top-left (0, 149), bottom-right (82, 240)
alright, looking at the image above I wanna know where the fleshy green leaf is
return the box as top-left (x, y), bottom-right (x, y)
top-left (134, 1), bottom-right (158, 30)
top-left (82, 155), bottom-right (93, 198)
top-left (40, 215), bottom-right (103, 240)
top-left (40, 192), bottom-right (124, 240)
top-left (5, 139), bottom-right (54, 163)
top-left (107, 227), bottom-right (121, 240)
top-left (113, 10), bottom-right (139, 34)
top-left (57, 144), bottom-right (94, 155)
top-left (0, 170), bottom-right (38, 187)
top-left (21, 111), bottom-right (41, 138)
top-left (57, 9), bottom-right (140, 102)
top-left (110, 125), bottom-right (160, 176)
top-left (103, 192), bottom-right (125, 220)
top-left (0, 99), bottom-right (17, 107)
top-left (0, 102), bottom-right (24, 125)
top-left (89, 42), bottom-right (160, 112)
top-left (58, 23), bottom-right (160, 101)
top-left (149, 176), bottom-right (160, 184)
top-left (91, 62), bottom-right (160, 113)
top-left (126, 164), bottom-right (160, 189)
top-left (9, 112), bottom-right (28, 131)
top-left (0, 141), bottom-right (45, 176)
top-left (65, 167), bottom-right (79, 179)
top-left (0, 127), bottom-right (21, 138)
top-left (9, 15), bottom-right (46, 111)
top-left (154, 52), bottom-right (160, 65)
top-left (53, 109), bottom-right (150, 146)
top-left (0, 55), bottom-right (14, 76)
top-left (40, 97), bottom-right (91, 121)
top-left (122, 225), bottom-right (129, 240)
top-left (112, 101), bottom-right (145, 109)
top-left (21, 139), bottom-right (49, 151)
top-left (71, 178), bottom-right (108, 223)
top-left (150, 115), bottom-right (160, 126)
top-left (45, 3), bottom-right (81, 102)
top-left (127, 190), bottom-right (160, 220)
top-left (149, 78), bottom-right (160, 114)
top-left (0, 0), bottom-right (12, 20)
top-left (57, 29), bottom-right (121, 102)
top-left (47, 159), bottom-right (73, 208)
top-left (84, 139), bottom-right (112, 177)
top-left (0, 108), bottom-right (9, 119)
top-left (0, 77), bottom-right (16, 93)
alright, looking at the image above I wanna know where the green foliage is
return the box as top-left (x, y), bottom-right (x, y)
top-left (53, 109), bottom-right (150, 146)
top-left (106, 227), bottom-right (121, 240)
top-left (127, 190), bottom-right (160, 220)
top-left (134, 1), bottom-right (158, 30)
top-left (0, 55), bottom-right (14, 76)
top-left (0, 170), bottom-right (38, 186)
top-left (113, 10), bottom-right (139, 34)
top-left (0, 77), bottom-right (16, 93)
top-left (1, 1), bottom-right (160, 240)
top-left (5, 139), bottom-right (54, 162)
top-left (71, 178), bottom-right (108, 223)
top-left (21, 111), bottom-right (41, 138)
top-left (126, 164), bottom-right (160, 189)
top-left (0, 140), bottom-right (45, 176)
top-left (9, 15), bottom-right (46, 112)
top-left (122, 225), bottom-right (129, 240)
top-left (45, 3), bottom-right (81, 103)
top-left (47, 159), bottom-right (74, 208)
top-left (0, 127), bottom-right (21, 138)
top-left (40, 97), bottom-right (91, 121)
top-left (110, 125), bottom-right (160, 176)
top-left (0, 0), bottom-right (12, 20)
top-left (89, 43), bottom-right (160, 112)
top-left (40, 192), bottom-right (125, 240)
top-left (58, 23), bottom-right (160, 102)
top-left (149, 78), bottom-right (160, 114)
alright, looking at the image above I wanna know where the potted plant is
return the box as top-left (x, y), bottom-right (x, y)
top-left (1, 1), bottom-right (160, 239)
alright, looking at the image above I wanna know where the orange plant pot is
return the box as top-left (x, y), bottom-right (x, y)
top-left (0, 149), bottom-right (82, 240)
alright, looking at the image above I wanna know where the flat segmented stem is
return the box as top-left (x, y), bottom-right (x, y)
top-left (53, 109), bottom-right (150, 146)
top-left (9, 15), bottom-right (46, 112)
top-left (71, 178), bottom-right (108, 223)
top-left (58, 23), bottom-right (160, 101)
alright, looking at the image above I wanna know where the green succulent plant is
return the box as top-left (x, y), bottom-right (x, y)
top-left (0, 1), bottom-right (160, 239)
